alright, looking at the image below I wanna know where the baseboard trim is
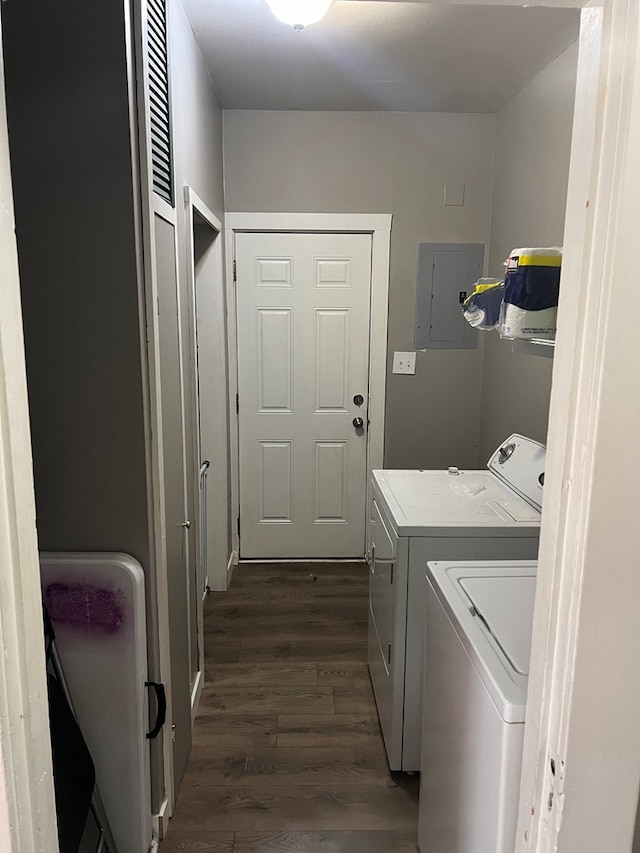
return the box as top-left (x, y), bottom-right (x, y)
top-left (190, 668), bottom-right (203, 724)
top-left (153, 797), bottom-right (170, 841)
top-left (226, 551), bottom-right (236, 587)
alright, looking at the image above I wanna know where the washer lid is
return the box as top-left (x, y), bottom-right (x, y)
top-left (487, 434), bottom-right (546, 512)
top-left (460, 575), bottom-right (536, 677)
top-left (427, 560), bottom-right (537, 723)
top-left (372, 469), bottom-right (541, 537)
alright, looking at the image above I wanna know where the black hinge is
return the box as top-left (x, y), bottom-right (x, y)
top-left (145, 682), bottom-right (166, 739)
top-left (236, 393), bottom-right (239, 414)
top-left (233, 259), bottom-right (237, 282)
top-left (237, 516), bottom-right (240, 535)
top-left (390, 564), bottom-right (394, 585)
top-left (387, 643), bottom-right (392, 666)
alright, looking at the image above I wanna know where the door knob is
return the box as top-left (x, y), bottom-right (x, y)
top-left (352, 417), bottom-right (364, 429)
top-left (181, 520), bottom-right (191, 529)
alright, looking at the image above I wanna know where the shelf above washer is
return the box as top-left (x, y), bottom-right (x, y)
top-left (513, 338), bottom-right (555, 358)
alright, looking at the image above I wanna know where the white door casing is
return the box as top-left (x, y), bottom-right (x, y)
top-left (183, 187), bottom-right (230, 595)
top-left (0, 29), bottom-right (58, 852)
top-left (226, 214), bottom-right (391, 566)
top-left (516, 4), bottom-right (640, 852)
top-left (236, 231), bottom-right (374, 559)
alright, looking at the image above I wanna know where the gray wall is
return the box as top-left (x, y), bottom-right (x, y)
top-left (223, 110), bottom-right (496, 469)
top-left (478, 43), bottom-right (579, 461)
top-left (170, 0), bottom-right (225, 222)
top-left (2, 0), bottom-right (163, 809)
top-left (3, 0), bottom-right (150, 565)
top-left (169, 0), bottom-right (231, 571)
top-left (3, 0), bottom-right (228, 815)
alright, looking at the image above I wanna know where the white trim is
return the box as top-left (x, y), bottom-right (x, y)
top-left (182, 186), bottom-right (227, 702)
top-left (224, 229), bottom-right (241, 560)
top-left (183, 187), bottom-right (229, 595)
top-left (152, 796), bottom-right (170, 842)
top-left (517, 2), bottom-right (640, 850)
top-left (0, 36), bottom-right (58, 852)
top-left (227, 551), bottom-right (236, 587)
top-left (189, 669), bottom-right (203, 724)
top-left (516, 10), bottom-right (604, 847)
top-left (183, 188), bottom-right (208, 705)
top-left (224, 212), bottom-right (391, 560)
top-left (184, 187), bottom-right (223, 241)
top-left (224, 212), bottom-right (393, 233)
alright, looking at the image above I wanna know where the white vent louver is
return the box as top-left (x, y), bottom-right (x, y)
top-left (147, 0), bottom-right (173, 206)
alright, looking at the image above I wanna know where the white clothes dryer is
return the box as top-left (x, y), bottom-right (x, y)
top-left (418, 559), bottom-right (537, 853)
top-left (367, 434), bottom-right (544, 771)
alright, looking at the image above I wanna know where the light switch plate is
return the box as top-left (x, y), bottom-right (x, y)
top-left (393, 351), bottom-right (416, 374)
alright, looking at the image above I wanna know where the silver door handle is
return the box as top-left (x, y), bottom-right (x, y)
top-left (181, 520), bottom-right (191, 529)
top-left (353, 417), bottom-right (364, 429)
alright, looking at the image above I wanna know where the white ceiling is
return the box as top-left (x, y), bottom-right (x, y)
top-left (182, 0), bottom-right (580, 112)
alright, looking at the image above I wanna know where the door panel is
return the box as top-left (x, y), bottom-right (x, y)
top-left (154, 213), bottom-right (191, 794)
top-left (315, 310), bottom-right (349, 411)
top-left (236, 231), bottom-right (372, 559)
top-left (257, 309), bottom-right (292, 411)
top-left (258, 441), bottom-right (293, 522)
top-left (314, 441), bottom-right (347, 521)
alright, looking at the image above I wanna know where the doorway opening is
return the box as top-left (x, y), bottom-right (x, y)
top-left (225, 212), bottom-right (391, 564)
top-left (185, 188), bottom-right (232, 601)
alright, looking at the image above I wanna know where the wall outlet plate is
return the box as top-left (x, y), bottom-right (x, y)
top-left (393, 351), bottom-right (416, 374)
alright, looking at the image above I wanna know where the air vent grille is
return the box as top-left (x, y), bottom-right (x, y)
top-left (147, 0), bottom-right (173, 206)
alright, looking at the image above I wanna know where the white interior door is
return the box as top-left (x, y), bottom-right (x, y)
top-left (236, 231), bottom-right (372, 559)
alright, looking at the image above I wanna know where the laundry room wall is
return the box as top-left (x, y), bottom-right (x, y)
top-left (222, 110), bottom-right (496, 469)
top-left (477, 42), bottom-right (579, 462)
top-left (2, 0), bottom-right (169, 811)
top-left (170, 0), bottom-right (225, 223)
top-left (2, 0), bottom-right (151, 564)
top-left (3, 0), bottom-right (230, 816)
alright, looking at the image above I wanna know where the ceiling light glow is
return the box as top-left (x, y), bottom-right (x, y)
top-left (265, 0), bottom-right (333, 30)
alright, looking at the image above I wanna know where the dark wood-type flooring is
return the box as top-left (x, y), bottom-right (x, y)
top-left (160, 562), bottom-right (419, 852)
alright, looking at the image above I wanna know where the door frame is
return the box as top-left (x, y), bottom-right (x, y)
top-left (225, 212), bottom-right (392, 566)
top-left (0, 31), bottom-right (58, 851)
top-left (7, 3), bottom-right (640, 849)
top-left (515, 3), bottom-right (640, 850)
top-left (183, 186), bottom-right (228, 708)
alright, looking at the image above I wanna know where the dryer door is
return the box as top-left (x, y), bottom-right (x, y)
top-left (368, 497), bottom-right (397, 669)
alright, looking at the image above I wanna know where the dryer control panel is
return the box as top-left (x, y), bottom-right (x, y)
top-left (487, 434), bottom-right (546, 512)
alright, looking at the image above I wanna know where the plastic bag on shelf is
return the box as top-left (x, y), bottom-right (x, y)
top-left (462, 278), bottom-right (504, 330)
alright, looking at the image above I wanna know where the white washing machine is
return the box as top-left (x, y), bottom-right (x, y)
top-left (418, 559), bottom-right (537, 853)
top-left (367, 434), bottom-right (544, 771)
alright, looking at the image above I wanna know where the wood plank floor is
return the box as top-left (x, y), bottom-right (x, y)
top-left (160, 562), bottom-right (419, 852)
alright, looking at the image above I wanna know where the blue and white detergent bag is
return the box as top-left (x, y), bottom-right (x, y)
top-left (499, 247), bottom-right (562, 340)
top-left (462, 278), bottom-right (504, 330)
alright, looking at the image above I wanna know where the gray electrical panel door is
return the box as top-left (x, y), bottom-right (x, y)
top-left (414, 243), bottom-right (484, 349)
